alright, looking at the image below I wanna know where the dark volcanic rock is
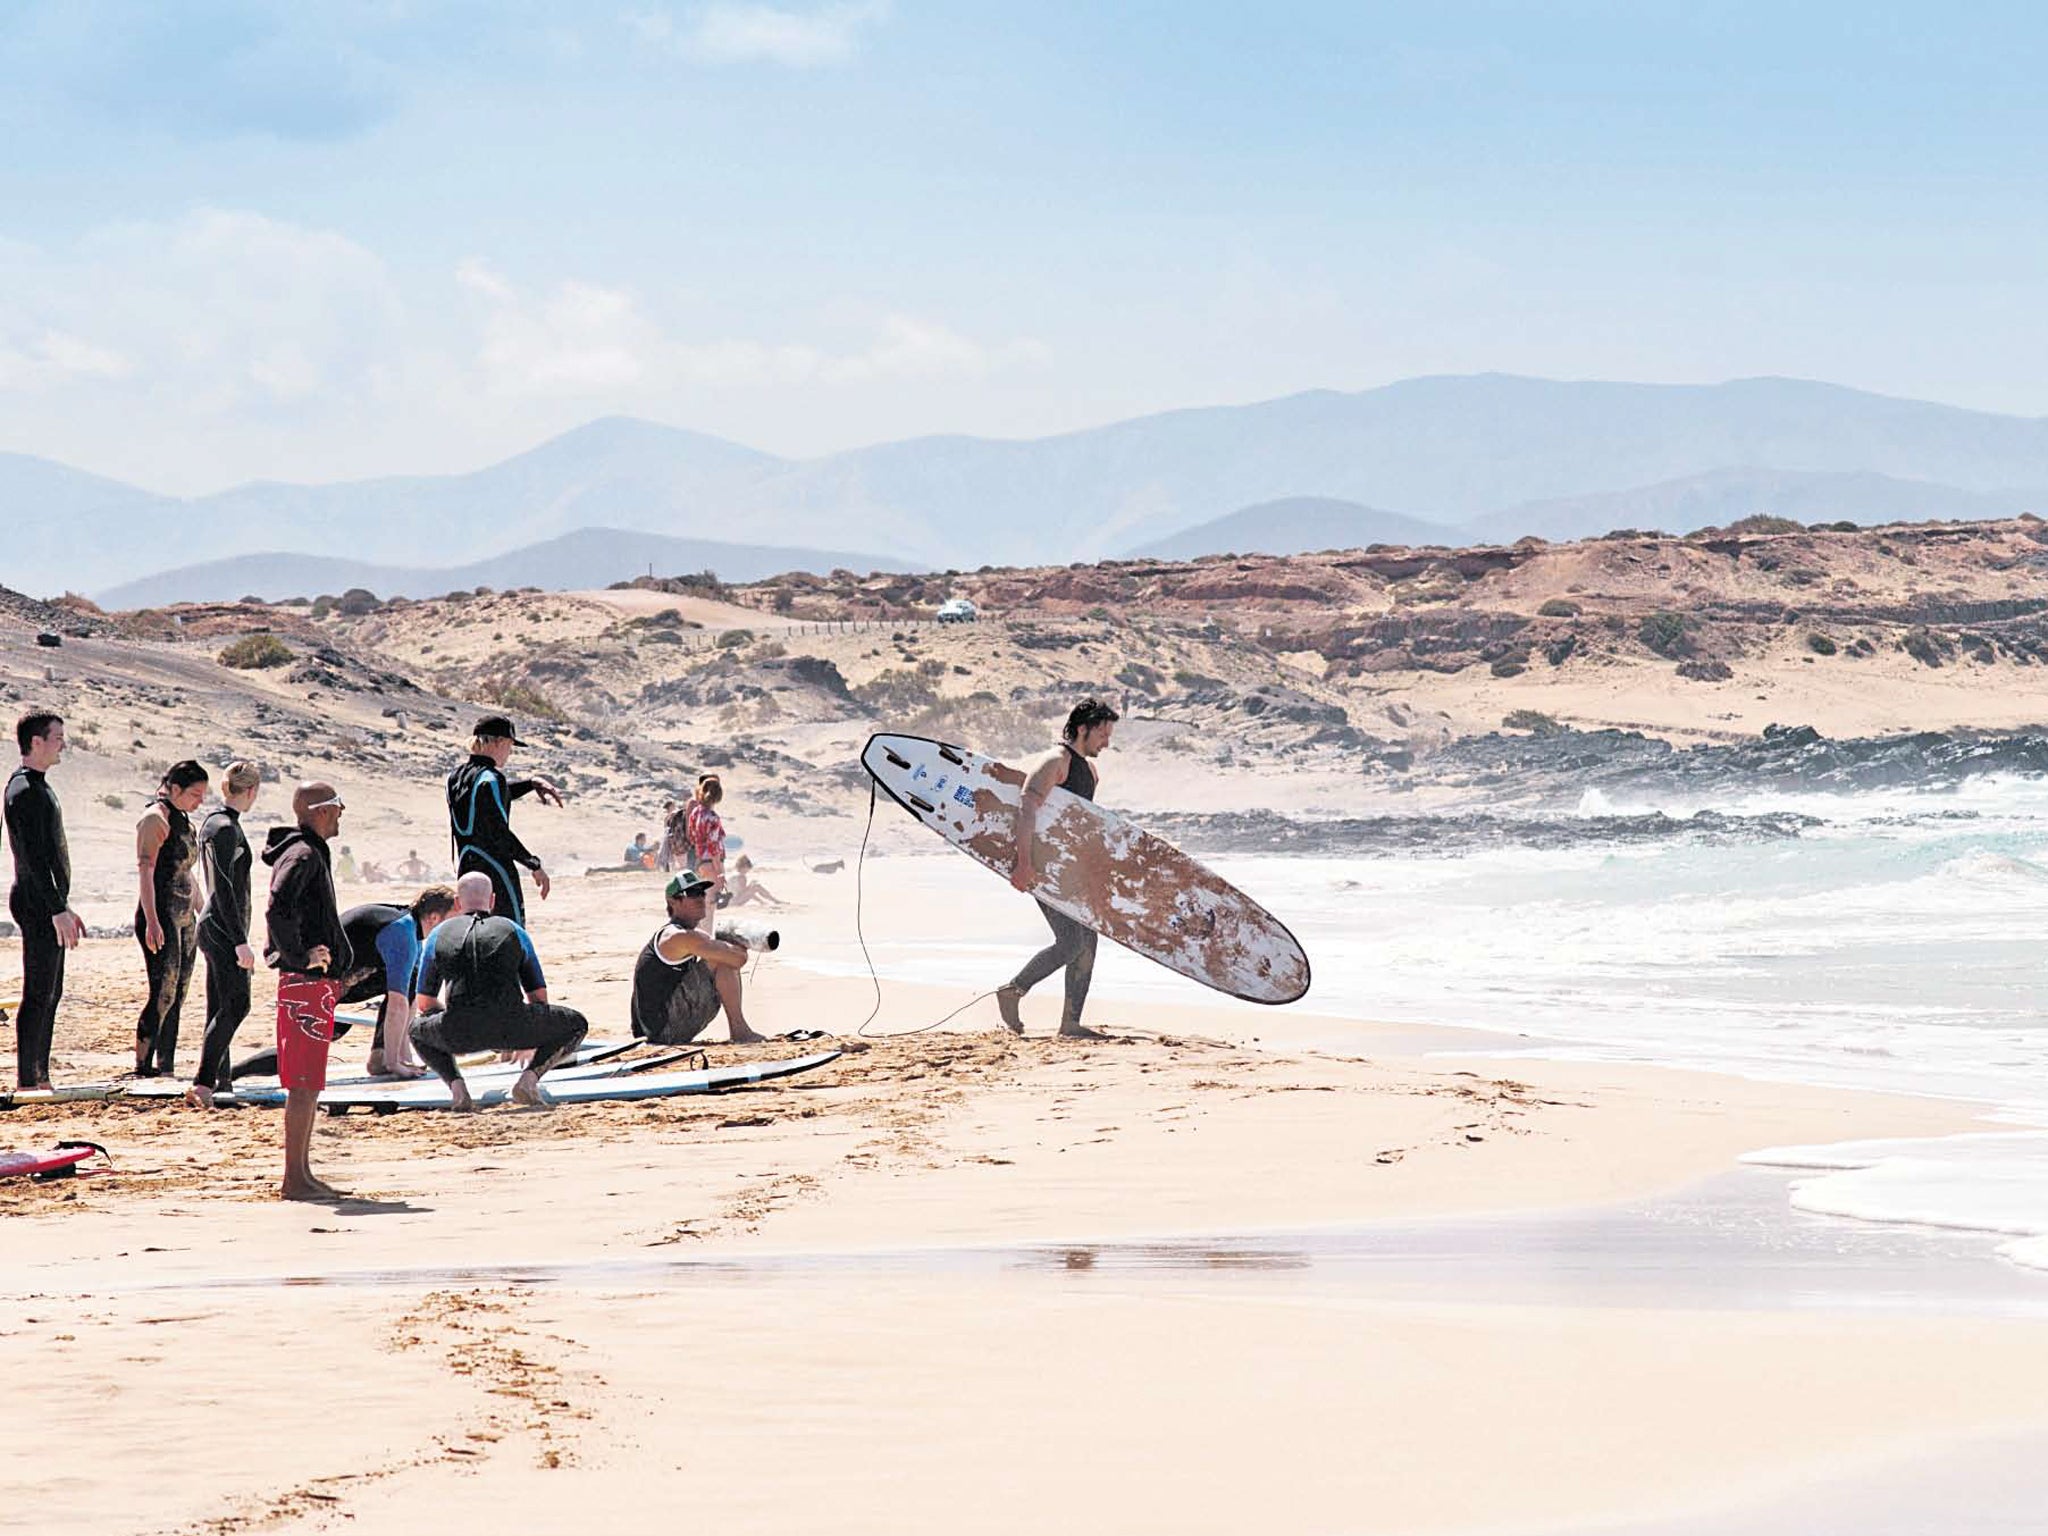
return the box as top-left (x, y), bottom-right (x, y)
top-left (1418, 722), bottom-right (2048, 802)
top-left (1141, 807), bottom-right (1819, 857)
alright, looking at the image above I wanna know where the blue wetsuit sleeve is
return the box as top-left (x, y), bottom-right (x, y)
top-left (514, 925), bottom-right (546, 993)
top-left (377, 920), bottom-right (419, 995)
top-left (484, 772), bottom-right (540, 869)
top-left (416, 926), bottom-right (445, 998)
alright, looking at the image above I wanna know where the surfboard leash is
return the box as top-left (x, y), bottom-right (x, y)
top-left (851, 780), bottom-right (1001, 1040)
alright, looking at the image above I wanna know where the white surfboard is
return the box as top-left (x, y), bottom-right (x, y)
top-left (862, 733), bottom-right (1310, 1005)
top-left (232, 1050), bottom-right (841, 1111)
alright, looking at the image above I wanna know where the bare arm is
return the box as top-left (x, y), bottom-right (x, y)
top-left (655, 926), bottom-right (750, 971)
top-left (1009, 754), bottom-right (1067, 891)
top-left (136, 811), bottom-right (168, 950)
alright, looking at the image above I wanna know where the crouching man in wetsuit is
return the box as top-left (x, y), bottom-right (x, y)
top-left (409, 872), bottom-right (586, 1110)
top-left (629, 874), bottom-right (765, 1045)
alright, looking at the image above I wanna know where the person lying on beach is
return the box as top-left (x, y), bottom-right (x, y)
top-left (408, 872), bottom-right (587, 1110)
top-left (629, 874), bottom-right (765, 1045)
top-left (725, 855), bottom-right (784, 910)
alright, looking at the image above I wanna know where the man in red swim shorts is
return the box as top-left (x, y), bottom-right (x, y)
top-left (262, 781), bottom-right (352, 1200)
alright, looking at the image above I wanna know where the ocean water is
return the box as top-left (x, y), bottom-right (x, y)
top-left (809, 774), bottom-right (2048, 1276)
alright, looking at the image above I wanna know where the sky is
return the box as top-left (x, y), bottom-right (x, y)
top-left (3, 0), bottom-right (2047, 495)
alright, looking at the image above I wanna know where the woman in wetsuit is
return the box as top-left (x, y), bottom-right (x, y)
top-left (188, 760), bottom-right (261, 1106)
top-left (135, 759), bottom-right (210, 1077)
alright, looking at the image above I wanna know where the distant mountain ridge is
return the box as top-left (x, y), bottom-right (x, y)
top-left (1466, 467), bottom-right (2042, 545)
top-left (1127, 497), bottom-right (1449, 560)
top-left (95, 526), bottom-right (910, 610)
top-left (12, 373), bottom-right (2048, 598)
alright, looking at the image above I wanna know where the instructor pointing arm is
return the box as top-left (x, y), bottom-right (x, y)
top-left (447, 714), bottom-right (563, 930)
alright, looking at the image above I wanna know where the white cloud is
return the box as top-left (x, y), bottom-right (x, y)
top-left (0, 209), bottom-right (407, 410)
top-left (631, 2), bottom-right (890, 69)
top-left (0, 327), bottom-right (132, 389)
top-left (0, 207), bottom-right (1052, 488)
top-left (474, 276), bottom-right (654, 393)
top-left (462, 268), bottom-right (1048, 395)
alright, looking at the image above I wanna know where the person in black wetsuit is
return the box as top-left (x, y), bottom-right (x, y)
top-left (134, 760), bottom-right (210, 1077)
top-left (5, 711), bottom-right (83, 1090)
top-left (994, 697), bottom-right (1120, 1040)
top-left (188, 760), bottom-right (262, 1106)
top-left (446, 714), bottom-right (563, 930)
top-left (334, 887), bottom-right (457, 1077)
top-left (409, 872), bottom-right (587, 1110)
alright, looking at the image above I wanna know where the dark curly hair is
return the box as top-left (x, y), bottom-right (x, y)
top-left (1062, 697), bottom-right (1121, 742)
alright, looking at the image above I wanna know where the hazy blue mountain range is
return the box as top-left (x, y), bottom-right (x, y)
top-left (95, 527), bottom-right (908, 610)
top-left (9, 374), bottom-right (2048, 602)
top-left (1127, 497), bottom-right (1449, 560)
top-left (1467, 467), bottom-right (2040, 545)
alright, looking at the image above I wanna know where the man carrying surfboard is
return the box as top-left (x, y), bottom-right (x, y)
top-left (996, 698), bottom-right (1120, 1040)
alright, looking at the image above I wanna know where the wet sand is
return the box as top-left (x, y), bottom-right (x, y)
top-left (8, 865), bottom-right (2048, 1535)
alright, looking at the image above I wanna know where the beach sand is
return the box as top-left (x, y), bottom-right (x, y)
top-left (7, 860), bottom-right (2048, 1536)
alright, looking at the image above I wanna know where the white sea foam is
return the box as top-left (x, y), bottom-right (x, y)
top-left (817, 776), bottom-right (2048, 1271)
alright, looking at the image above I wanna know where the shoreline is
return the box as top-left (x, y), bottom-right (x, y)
top-left (5, 874), bottom-right (2045, 1536)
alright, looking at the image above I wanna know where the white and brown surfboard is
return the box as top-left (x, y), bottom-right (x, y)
top-left (861, 733), bottom-right (1310, 1005)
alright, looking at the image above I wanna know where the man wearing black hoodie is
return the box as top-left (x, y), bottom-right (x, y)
top-left (264, 780), bottom-right (352, 1201)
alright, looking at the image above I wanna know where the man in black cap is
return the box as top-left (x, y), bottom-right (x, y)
top-left (629, 874), bottom-right (765, 1045)
top-left (446, 714), bottom-right (563, 929)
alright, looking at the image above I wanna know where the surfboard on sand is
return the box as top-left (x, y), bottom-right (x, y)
top-left (0, 1084), bottom-right (127, 1110)
top-left (0, 1142), bottom-right (106, 1179)
top-left (130, 1039), bottom-right (646, 1099)
top-left (232, 1050), bottom-right (841, 1112)
top-left (861, 733), bottom-right (1310, 1006)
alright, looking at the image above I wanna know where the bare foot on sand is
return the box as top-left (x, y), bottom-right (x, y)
top-left (448, 1082), bottom-right (476, 1113)
top-left (995, 986), bottom-right (1026, 1035)
top-left (510, 1074), bottom-right (553, 1109)
top-left (281, 1176), bottom-right (344, 1202)
top-left (1058, 1023), bottom-right (1110, 1041)
top-left (185, 1084), bottom-right (213, 1109)
top-left (727, 1023), bottom-right (766, 1044)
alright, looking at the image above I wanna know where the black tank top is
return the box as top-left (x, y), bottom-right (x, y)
top-left (1059, 746), bottom-right (1097, 802)
top-left (148, 797), bottom-right (198, 922)
top-left (629, 924), bottom-right (695, 1038)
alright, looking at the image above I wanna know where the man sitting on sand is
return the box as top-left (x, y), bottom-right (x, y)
top-left (409, 872), bottom-right (588, 1110)
top-left (629, 874), bottom-right (765, 1045)
top-left (396, 850), bottom-right (431, 882)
